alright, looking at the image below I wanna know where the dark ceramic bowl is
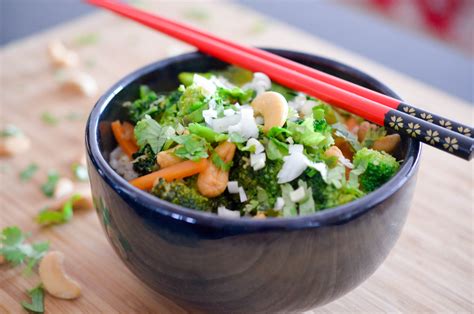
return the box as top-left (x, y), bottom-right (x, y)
top-left (85, 49), bottom-right (421, 313)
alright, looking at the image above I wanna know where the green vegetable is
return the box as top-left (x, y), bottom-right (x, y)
top-left (36, 194), bottom-right (81, 226)
top-left (211, 151), bottom-right (232, 171)
top-left (229, 153), bottom-right (282, 208)
top-left (216, 86), bottom-right (253, 104)
top-left (41, 112), bottom-right (59, 126)
top-left (270, 83), bottom-right (298, 101)
top-left (125, 85), bottom-right (163, 123)
top-left (306, 172), bottom-right (365, 210)
top-left (332, 122), bottom-right (362, 151)
top-left (41, 170), bottom-right (60, 198)
top-left (188, 123), bottom-right (228, 142)
top-left (296, 180), bottom-right (316, 215)
top-left (178, 72), bottom-right (212, 86)
top-left (177, 85), bottom-right (206, 119)
top-left (0, 226), bottom-right (49, 274)
top-left (0, 124), bottom-right (22, 137)
top-left (281, 184), bottom-right (297, 217)
top-left (132, 144), bottom-right (158, 176)
top-left (134, 116), bottom-right (175, 153)
top-left (287, 117), bottom-right (333, 152)
top-left (74, 32), bottom-right (99, 46)
top-left (352, 148), bottom-right (400, 192)
top-left (21, 284), bottom-right (44, 313)
top-left (361, 126), bottom-right (387, 148)
top-left (172, 134), bottom-right (209, 161)
top-left (152, 179), bottom-right (212, 211)
top-left (20, 163), bottom-right (39, 182)
top-left (220, 66), bottom-right (253, 86)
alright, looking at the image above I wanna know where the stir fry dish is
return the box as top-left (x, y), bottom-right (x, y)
top-left (109, 67), bottom-right (401, 218)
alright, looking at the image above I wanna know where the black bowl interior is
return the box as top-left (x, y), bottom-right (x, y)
top-left (89, 49), bottom-right (420, 230)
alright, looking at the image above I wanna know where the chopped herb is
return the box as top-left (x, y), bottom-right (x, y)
top-left (36, 194), bottom-right (81, 226)
top-left (0, 124), bottom-right (22, 137)
top-left (188, 123), bottom-right (228, 142)
top-left (183, 8), bottom-right (209, 21)
top-left (172, 134), bottom-right (209, 161)
top-left (281, 184), bottom-right (297, 217)
top-left (134, 116), bottom-right (175, 154)
top-left (74, 32), bottom-right (100, 46)
top-left (20, 163), bottom-right (39, 182)
top-left (21, 284), bottom-right (44, 313)
top-left (0, 226), bottom-right (49, 274)
top-left (41, 112), bottom-right (59, 126)
top-left (41, 170), bottom-right (60, 198)
top-left (71, 162), bottom-right (88, 181)
top-left (211, 151), bottom-right (232, 171)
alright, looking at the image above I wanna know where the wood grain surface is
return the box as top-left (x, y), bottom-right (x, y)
top-left (0, 1), bottom-right (473, 313)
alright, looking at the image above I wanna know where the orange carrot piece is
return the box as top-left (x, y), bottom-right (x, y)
top-left (129, 158), bottom-right (209, 190)
top-left (111, 120), bottom-right (139, 158)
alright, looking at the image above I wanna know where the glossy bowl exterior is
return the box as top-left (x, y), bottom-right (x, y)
top-left (86, 49), bottom-right (421, 313)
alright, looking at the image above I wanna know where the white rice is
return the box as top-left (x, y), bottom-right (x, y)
top-left (109, 147), bottom-right (138, 181)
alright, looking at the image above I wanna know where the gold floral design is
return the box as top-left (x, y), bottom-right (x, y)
top-left (457, 126), bottom-right (471, 137)
top-left (420, 112), bottom-right (434, 123)
top-left (406, 122), bottom-right (421, 138)
top-left (439, 119), bottom-right (452, 130)
top-left (389, 115), bottom-right (403, 130)
top-left (402, 106), bottom-right (416, 116)
top-left (424, 129), bottom-right (440, 145)
top-left (443, 137), bottom-right (459, 152)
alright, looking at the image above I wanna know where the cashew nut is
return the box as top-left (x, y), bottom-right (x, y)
top-left (251, 91), bottom-right (288, 132)
top-left (197, 142), bottom-right (236, 198)
top-left (372, 134), bottom-right (401, 154)
top-left (54, 178), bottom-right (75, 199)
top-left (62, 70), bottom-right (98, 97)
top-left (324, 146), bottom-right (344, 159)
top-left (357, 121), bottom-right (376, 142)
top-left (48, 40), bottom-right (79, 68)
top-left (0, 134), bottom-right (30, 156)
top-left (157, 147), bottom-right (183, 168)
top-left (39, 251), bottom-right (81, 299)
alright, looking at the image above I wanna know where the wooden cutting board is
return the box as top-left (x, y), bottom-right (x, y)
top-left (1, 1), bottom-right (472, 313)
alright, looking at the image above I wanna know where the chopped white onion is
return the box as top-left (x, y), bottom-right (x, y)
top-left (277, 144), bottom-right (327, 183)
top-left (223, 108), bottom-right (235, 116)
top-left (287, 137), bottom-right (294, 144)
top-left (245, 138), bottom-right (265, 154)
top-left (255, 116), bottom-right (264, 125)
top-left (193, 74), bottom-right (216, 97)
top-left (211, 114), bottom-right (241, 133)
top-left (227, 181), bottom-right (239, 194)
top-left (228, 106), bottom-right (259, 139)
top-left (288, 93), bottom-right (307, 111)
top-left (217, 206), bottom-right (240, 218)
top-left (300, 100), bottom-right (318, 117)
top-left (290, 187), bottom-right (306, 203)
top-left (238, 187), bottom-right (248, 202)
top-left (274, 197), bottom-right (285, 210)
top-left (203, 109), bottom-right (218, 125)
top-left (242, 72), bottom-right (271, 95)
top-left (250, 152), bottom-right (266, 171)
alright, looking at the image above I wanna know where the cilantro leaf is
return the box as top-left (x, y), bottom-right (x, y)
top-left (134, 116), bottom-right (175, 154)
top-left (41, 112), bottom-right (59, 126)
top-left (172, 134), bottom-right (209, 161)
top-left (20, 163), bottom-right (39, 182)
top-left (21, 284), bottom-right (44, 313)
top-left (71, 162), bottom-right (89, 182)
top-left (41, 170), bottom-right (60, 198)
top-left (0, 226), bottom-right (49, 271)
top-left (36, 194), bottom-right (81, 226)
top-left (211, 151), bottom-right (232, 171)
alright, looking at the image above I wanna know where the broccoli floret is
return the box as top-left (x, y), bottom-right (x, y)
top-left (151, 177), bottom-right (231, 212)
top-left (353, 148), bottom-right (400, 192)
top-left (305, 172), bottom-right (365, 210)
top-left (229, 152), bottom-right (283, 209)
top-left (132, 145), bottom-right (158, 176)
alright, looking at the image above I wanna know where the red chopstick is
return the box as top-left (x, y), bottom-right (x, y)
top-left (86, 0), bottom-right (473, 160)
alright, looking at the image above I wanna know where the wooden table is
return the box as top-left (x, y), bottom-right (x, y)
top-left (1, 1), bottom-right (472, 312)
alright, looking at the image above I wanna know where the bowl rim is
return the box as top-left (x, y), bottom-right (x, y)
top-left (85, 49), bottom-right (421, 231)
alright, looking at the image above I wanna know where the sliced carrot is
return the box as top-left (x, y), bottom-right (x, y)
top-left (111, 120), bottom-right (139, 158)
top-left (129, 158), bottom-right (209, 190)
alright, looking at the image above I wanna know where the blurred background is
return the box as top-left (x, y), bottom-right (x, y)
top-left (1, 0), bottom-right (473, 102)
